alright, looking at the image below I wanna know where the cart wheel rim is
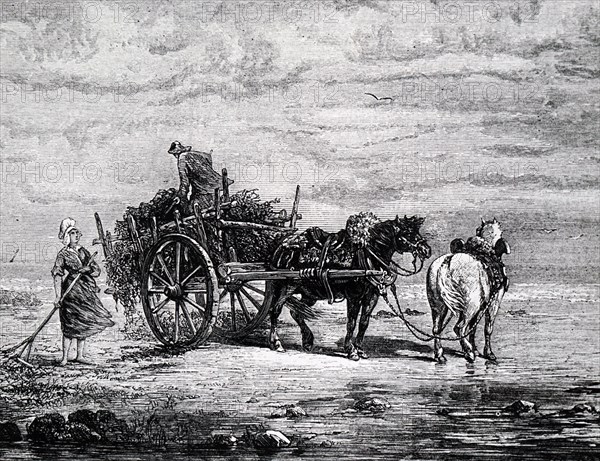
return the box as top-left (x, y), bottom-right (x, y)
top-left (141, 234), bottom-right (219, 347)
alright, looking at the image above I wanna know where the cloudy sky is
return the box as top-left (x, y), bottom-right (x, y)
top-left (1, 0), bottom-right (598, 282)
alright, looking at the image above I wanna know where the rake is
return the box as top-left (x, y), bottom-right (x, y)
top-left (1, 251), bottom-right (98, 367)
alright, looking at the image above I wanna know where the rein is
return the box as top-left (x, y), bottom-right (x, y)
top-left (381, 283), bottom-right (488, 343)
top-left (366, 245), bottom-right (424, 277)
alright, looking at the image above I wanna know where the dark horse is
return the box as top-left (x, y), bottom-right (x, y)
top-left (268, 215), bottom-right (431, 360)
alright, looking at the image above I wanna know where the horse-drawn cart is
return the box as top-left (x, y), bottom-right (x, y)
top-left (94, 171), bottom-right (391, 349)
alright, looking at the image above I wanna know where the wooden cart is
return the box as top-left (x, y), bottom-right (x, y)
top-left (95, 171), bottom-right (385, 348)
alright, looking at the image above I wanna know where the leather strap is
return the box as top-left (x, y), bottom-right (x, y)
top-left (318, 235), bottom-right (335, 304)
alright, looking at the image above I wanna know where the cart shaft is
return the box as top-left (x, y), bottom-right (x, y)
top-left (227, 268), bottom-right (385, 282)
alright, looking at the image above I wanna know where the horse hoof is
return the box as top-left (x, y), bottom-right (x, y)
top-left (465, 352), bottom-right (476, 363)
top-left (303, 343), bottom-right (314, 352)
top-left (435, 355), bottom-right (447, 364)
top-left (484, 353), bottom-right (497, 362)
top-left (348, 351), bottom-right (360, 361)
top-left (356, 348), bottom-right (369, 359)
top-left (269, 341), bottom-right (285, 353)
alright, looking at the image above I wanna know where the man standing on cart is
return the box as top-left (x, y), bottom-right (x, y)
top-left (168, 141), bottom-right (233, 213)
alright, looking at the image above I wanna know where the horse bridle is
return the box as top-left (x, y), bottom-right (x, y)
top-left (360, 235), bottom-right (425, 295)
top-left (367, 235), bottom-right (426, 277)
top-left (367, 246), bottom-right (423, 278)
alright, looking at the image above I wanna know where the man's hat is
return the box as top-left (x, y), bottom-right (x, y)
top-left (168, 141), bottom-right (192, 155)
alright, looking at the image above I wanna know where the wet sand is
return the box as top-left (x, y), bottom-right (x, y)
top-left (1, 283), bottom-right (598, 459)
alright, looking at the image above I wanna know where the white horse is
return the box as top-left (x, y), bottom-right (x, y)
top-left (426, 219), bottom-right (510, 363)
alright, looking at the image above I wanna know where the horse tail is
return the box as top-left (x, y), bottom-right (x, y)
top-left (286, 295), bottom-right (321, 321)
top-left (436, 255), bottom-right (469, 317)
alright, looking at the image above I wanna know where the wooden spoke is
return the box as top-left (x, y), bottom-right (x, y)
top-left (153, 312), bottom-right (168, 337)
top-left (219, 289), bottom-right (228, 301)
top-left (149, 288), bottom-right (166, 294)
top-left (175, 242), bottom-right (181, 283)
top-left (235, 291), bottom-right (252, 323)
top-left (183, 296), bottom-right (205, 313)
top-left (156, 254), bottom-right (174, 285)
top-left (242, 283), bottom-right (265, 296)
top-left (230, 294), bottom-right (237, 331)
top-left (180, 300), bottom-right (197, 336)
top-left (185, 288), bottom-right (207, 293)
top-left (174, 301), bottom-right (180, 343)
top-left (150, 271), bottom-right (171, 288)
top-left (152, 297), bottom-right (170, 314)
top-left (181, 265), bottom-right (204, 287)
top-left (239, 286), bottom-right (262, 310)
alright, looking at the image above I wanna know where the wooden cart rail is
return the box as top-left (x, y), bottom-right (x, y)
top-left (158, 200), bottom-right (238, 232)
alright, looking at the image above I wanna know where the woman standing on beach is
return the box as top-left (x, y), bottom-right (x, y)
top-left (51, 218), bottom-right (114, 366)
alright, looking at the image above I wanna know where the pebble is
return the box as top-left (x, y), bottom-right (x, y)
top-left (502, 400), bottom-right (538, 415)
top-left (354, 397), bottom-right (391, 413)
top-left (253, 430), bottom-right (291, 449)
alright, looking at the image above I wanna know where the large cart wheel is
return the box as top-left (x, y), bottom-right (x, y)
top-left (214, 280), bottom-right (275, 339)
top-left (141, 234), bottom-right (219, 347)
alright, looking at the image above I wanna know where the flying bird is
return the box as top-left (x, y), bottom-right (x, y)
top-left (568, 233), bottom-right (585, 240)
top-left (365, 93), bottom-right (393, 101)
top-left (540, 228), bottom-right (557, 234)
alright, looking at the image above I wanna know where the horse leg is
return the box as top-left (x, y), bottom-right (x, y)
top-left (469, 323), bottom-right (479, 358)
top-left (354, 291), bottom-right (379, 359)
top-left (427, 276), bottom-right (448, 363)
top-left (454, 313), bottom-right (476, 363)
top-left (427, 260), bottom-right (449, 363)
top-left (289, 298), bottom-right (315, 352)
top-left (344, 296), bottom-right (361, 361)
top-left (268, 284), bottom-right (289, 352)
top-left (483, 293), bottom-right (503, 361)
top-left (456, 286), bottom-right (486, 363)
top-left (431, 303), bottom-right (448, 363)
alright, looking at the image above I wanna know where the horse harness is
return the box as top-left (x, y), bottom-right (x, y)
top-left (297, 229), bottom-right (347, 304)
top-left (301, 228), bottom-right (423, 304)
top-left (298, 233), bottom-right (341, 303)
top-left (449, 237), bottom-right (510, 295)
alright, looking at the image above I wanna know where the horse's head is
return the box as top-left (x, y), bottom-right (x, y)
top-left (393, 215), bottom-right (431, 261)
top-left (476, 217), bottom-right (503, 247)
